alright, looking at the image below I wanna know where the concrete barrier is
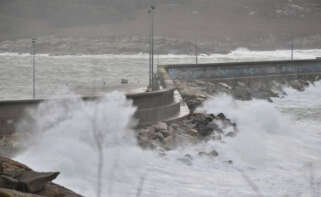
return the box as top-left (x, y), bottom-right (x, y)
top-left (127, 89), bottom-right (175, 109)
top-left (165, 59), bottom-right (321, 81)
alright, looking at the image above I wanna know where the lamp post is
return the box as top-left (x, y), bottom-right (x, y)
top-left (148, 5), bottom-right (155, 90)
top-left (192, 10), bottom-right (199, 64)
top-left (195, 40), bottom-right (198, 64)
top-left (291, 35), bottom-right (294, 61)
top-left (32, 38), bottom-right (36, 99)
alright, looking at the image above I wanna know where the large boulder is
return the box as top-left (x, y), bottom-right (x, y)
top-left (288, 79), bottom-right (305, 91)
top-left (0, 157), bottom-right (82, 197)
top-left (36, 182), bottom-right (82, 197)
top-left (191, 113), bottom-right (217, 137)
top-left (182, 94), bottom-right (207, 112)
top-left (0, 188), bottom-right (44, 197)
top-left (18, 171), bottom-right (59, 193)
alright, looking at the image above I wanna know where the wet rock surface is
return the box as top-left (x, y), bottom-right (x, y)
top-left (0, 188), bottom-right (44, 197)
top-left (0, 157), bottom-right (82, 197)
top-left (136, 112), bottom-right (238, 152)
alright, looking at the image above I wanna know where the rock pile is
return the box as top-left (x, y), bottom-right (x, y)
top-left (136, 112), bottom-right (238, 152)
top-left (0, 157), bottom-right (82, 197)
top-left (175, 77), bottom-right (319, 111)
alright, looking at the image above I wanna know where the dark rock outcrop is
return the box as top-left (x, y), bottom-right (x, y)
top-left (136, 113), bottom-right (238, 152)
top-left (198, 150), bottom-right (219, 157)
top-left (0, 188), bottom-right (44, 197)
top-left (0, 157), bottom-right (82, 197)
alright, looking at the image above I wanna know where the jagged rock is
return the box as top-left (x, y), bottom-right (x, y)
top-left (1, 171), bottom-right (59, 193)
top-left (37, 182), bottom-right (82, 197)
top-left (237, 81), bottom-right (246, 87)
top-left (160, 129), bottom-right (171, 138)
top-left (177, 154), bottom-right (193, 166)
top-left (182, 94), bottom-right (207, 112)
top-left (195, 80), bottom-right (207, 86)
top-left (288, 80), bottom-right (305, 91)
top-left (184, 154), bottom-right (193, 160)
top-left (0, 157), bottom-right (31, 172)
top-left (152, 132), bottom-right (164, 142)
top-left (191, 113), bottom-right (228, 137)
top-left (137, 135), bottom-right (151, 149)
top-left (135, 112), bottom-right (237, 152)
top-left (0, 188), bottom-right (44, 197)
top-left (187, 129), bottom-right (199, 136)
top-left (196, 125), bottom-right (213, 137)
top-left (154, 122), bottom-right (168, 132)
top-left (300, 79), bottom-right (310, 87)
top-left (219, 82), bottom-right (232, 90)
top-left (198, 150), bottom-right (218, 157)
top-left (217, 113), bottom-right (226, 120)
top-left (192, 113), bottom-right (214, 124)
top-left (212, 134), bottom-right (222, 141)
top-left (232, 87), bottom-right (252, 100)
top-left (0, 157), bottom-right (82, 197)
top-left (225, 132), bottom-right (236, 137)
top-left (163, 136), bottom-right (174, 149)
top-left (225, 160), bottom-right (233, 165)
top-left (198, 152), bottom-right (207, 157)
top-left (209, 150), bottom-right (219, 157)
top-left (18, 171), bottom-right (60, 193)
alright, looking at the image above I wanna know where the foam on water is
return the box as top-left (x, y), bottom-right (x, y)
top-left (14, 91), bottom-right (150, 196)
top-left (8, 49), bottom-right (321, 196)
top-left (0, 48), bottom-right (320, 59)
top-left (14, 82), bottom-right (321, 197)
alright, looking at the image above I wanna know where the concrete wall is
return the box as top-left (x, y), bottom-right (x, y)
top-left (0, 88), bottom-right (183, 135)
top-left (127, 89), bottom-right (175, 108)
top-left (166, 59), bottom-right (321, 80)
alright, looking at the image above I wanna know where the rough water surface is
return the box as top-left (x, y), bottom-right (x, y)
top-left (1, 49), bottom-right (320, 196)
top-left (0, 48), bottom-right (320, 99)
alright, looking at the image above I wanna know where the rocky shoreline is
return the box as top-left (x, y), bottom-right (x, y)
top-left (175, 76), bottom-right (320, 112)
top-left (136, 112), bottom-right (237, 157)
top-left (0, 111), bottom-right (238, 196)
top-left (1, 75), bottom-right (320, 195)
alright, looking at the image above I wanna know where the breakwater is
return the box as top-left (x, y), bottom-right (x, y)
top-left (165, 59), bottom-right (321, 81)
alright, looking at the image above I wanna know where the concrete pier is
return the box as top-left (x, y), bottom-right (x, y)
top-left (1, 58), bottom-right (321, 136)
